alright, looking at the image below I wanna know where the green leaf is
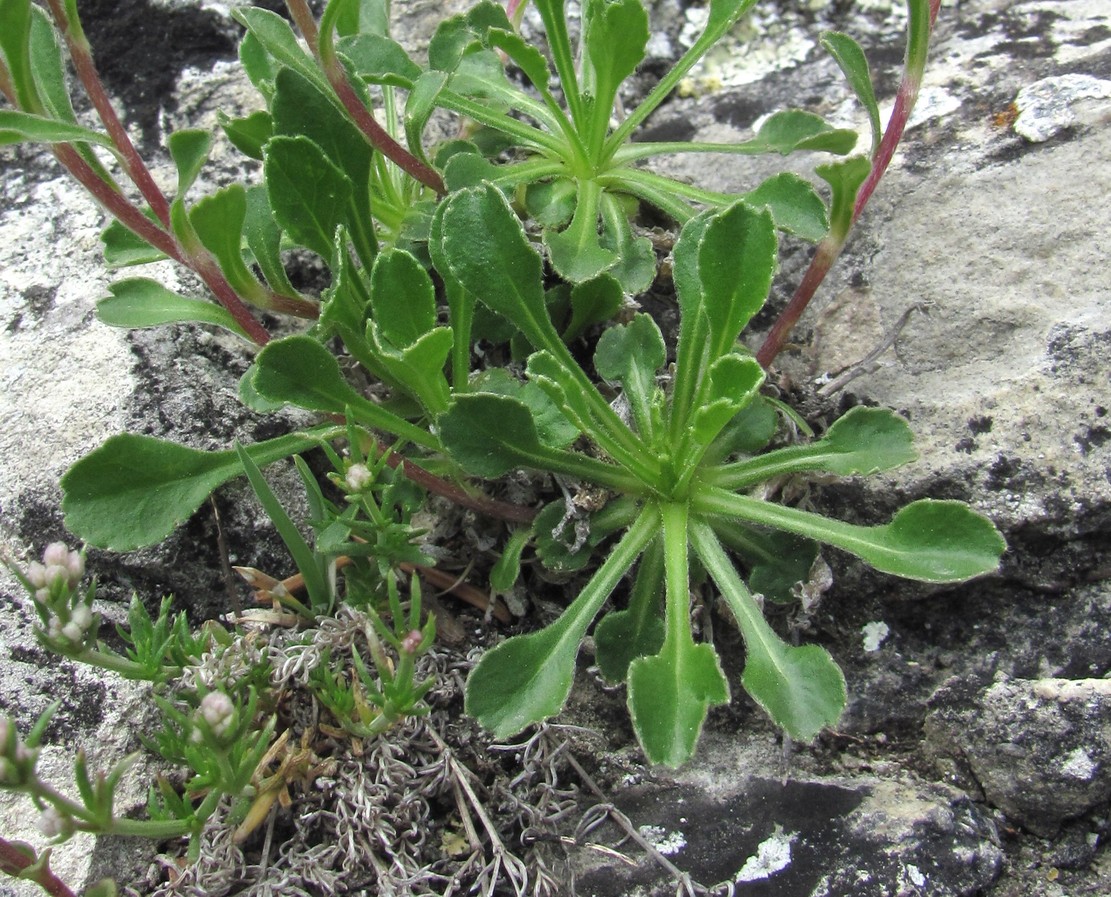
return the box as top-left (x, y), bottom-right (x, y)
top-left (748, 109), bottom-right (858, 155)
top-left (628, 502), bottom-right (728, 766)
top-left (595, 537), bottom-right (665, 682)
top-left (0, 0), bottom-right (36, 111)
top-left (691, 520), bottom-right (845, 742)
top-left (270, 66), bottom-right (375, 252)
top-left (27, 5), bottom-right (76, 123)
top-left (100, 218), bottom-right (168, 268)
top-left (404, 70), bottom-right (449, 166)
top-left (466, 507), bottom-right (658, 738)
top-left (714, 523), bottom-right (818, 604)
top-left (525, 178), bottom-right (577, 228)
top-left (486, 27), bottom-right (552, 97)
top-left (337, 33), bottom-right (421, 85)
top-left (712, 406), bottom-right (917, 489)
top-left (368, 248), bottom-right (436, 347)
top-left (252, 335), bottom-right (439, 448)
top-left (817, 155), bottom-right (872, 241)
top-left (628, 640), bottom-right (729, 766)
top-left (219, 110), bottom-right (272, 160)
top-left (690, 353), bottom-right (765, 446)
top-left (437, 184), bottom-right (556, 351)
top-left (188, 184), bottom-right (266, 301)
top-left (545, 180), bottom-right (618, 283)
top-left (583, 0), bottom-right (649, 145)
top-left (742, 641), bottom-right (846, 743)
top-left (60, 431), bottom-right (327, 551)
top-left (698, 201), bottom-right (777, 361)
top-left (471, 369), bottom-right (578, 449)
top-left (0, 109), bottom-right (113, 147)
top-left (243, 184), bottom-right (300, 298)
top-left (264, 135), bottom-right (353, 259)
top-left (236, 445), bottom-right (330, 611)
top-left (367, 324), bottom-right (453, 415)
top-left (97, 278), bottom-right (248, 337)
top-left (231, 7), bottom-right (331, 93)
top-left (167, 128), bottom-right (212, 199)
top-left (564, 274), bottom-right (625, 343)
top-left (821, 31), bottom-right (881, 156)
top-left (595, 312), bottom-right (665, 439)
top-left (437, 393), bottom-right (551, 478)
top-left (744, 173), bottom-right (829, 242)
top-left (696, 490), bottom-right (1006, 584)
top-left (598, 193), bottom-right (657, 295)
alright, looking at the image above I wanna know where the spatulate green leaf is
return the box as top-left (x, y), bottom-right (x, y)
top-left (466, 507), bottom-right (658, 739)
top-left (691, 520), bottom-right (845, 742)
top-left (97, 278), bottom-right (248, 338)
top-left (60, 431), bottom-right (327, 551)
top-left (264, 135), bottom-right (353, 259)
top-left (696, 490), bottom-right (1006, 583)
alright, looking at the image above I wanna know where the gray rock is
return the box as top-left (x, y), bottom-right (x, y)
top-left (926, 676), bottom-right (1111, 837)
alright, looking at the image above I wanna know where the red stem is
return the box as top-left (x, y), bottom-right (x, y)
top-left (756, 0), bottom-right (941, 369)
top-left (44, 0), bottom-right (172, 227)
top-left (323, 65), bottom-right (446, 194)
top-left (0, 838), bottom-right (78, 897)
top-left (52, 145), bottom-right (274, 345)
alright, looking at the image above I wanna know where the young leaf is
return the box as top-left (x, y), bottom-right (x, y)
top-left (101, 218), bottom-right (168, 267)
top-left (97, 278), bottom-right (249, 338)
top-left (243, 184), bottom-right (300, 298)
top-left (236, 445), bottom-right (331, 612)
top-left (231, 7), bottom-right (331, 93)
top-left (466, 506), bottom-right (658, 739)
top-left (219, 110), bottom-right (273, 160)
top-left (696, 490), bottom-right (1006, 583)
top-left (821, 31), bottom-right (881, 156)
top-left (595, 313), bottom-right (665, 439)
top-left (189, 184), bottom-right (267, 302)
top-left (690, 353), bottom-right (765, 447)
top-left (582, 0), bottom-right (649, 147)
top-left (691, 520), bottom-right (845, 742)
top-left (337, 33), bottom-right (422, 85)
top-left (264, 135), bottom-right (353, 259)
top-left (368, 248), bottom-right (436, 347)
top-left (545, 180), bottom-right (618, 283)
top-left (60, 431), bottom-right (328, 551)
top-left (713, 522), bottom-right (818, 605)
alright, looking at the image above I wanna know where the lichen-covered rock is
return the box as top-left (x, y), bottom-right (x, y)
top-left (926, 676), bottom-right (1111, 837)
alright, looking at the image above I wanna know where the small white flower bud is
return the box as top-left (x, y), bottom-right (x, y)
top-left (345, 463), bottom-right (373, 492)
top-left (60, 620), bottom-right (85, 644)
top-left (26, 562), bottom-right (47, 590)
top-left (43, 564), bottom-right (70, 589)
top-left (69, 605), bottom-right (93, 631)
top-left (42, 542), bottom-right (70, 567)
top-left (198, 691), bottom-right (236, 738)
top-left (38, 806), bottom-right (73, 839)
top-left (65, 551), bottom-right (85, 583)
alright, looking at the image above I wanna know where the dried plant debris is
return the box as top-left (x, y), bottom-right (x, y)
top-left (130, 620), bottom-right (577, 897)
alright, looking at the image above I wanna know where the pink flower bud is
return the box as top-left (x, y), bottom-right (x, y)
top-left (26, 562), bottom-right (47, 590)
top-left (400, 629), bottom-right (424, 655)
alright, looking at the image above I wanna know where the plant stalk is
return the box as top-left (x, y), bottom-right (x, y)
top-left (756, 0), bottom-right (941, 368)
